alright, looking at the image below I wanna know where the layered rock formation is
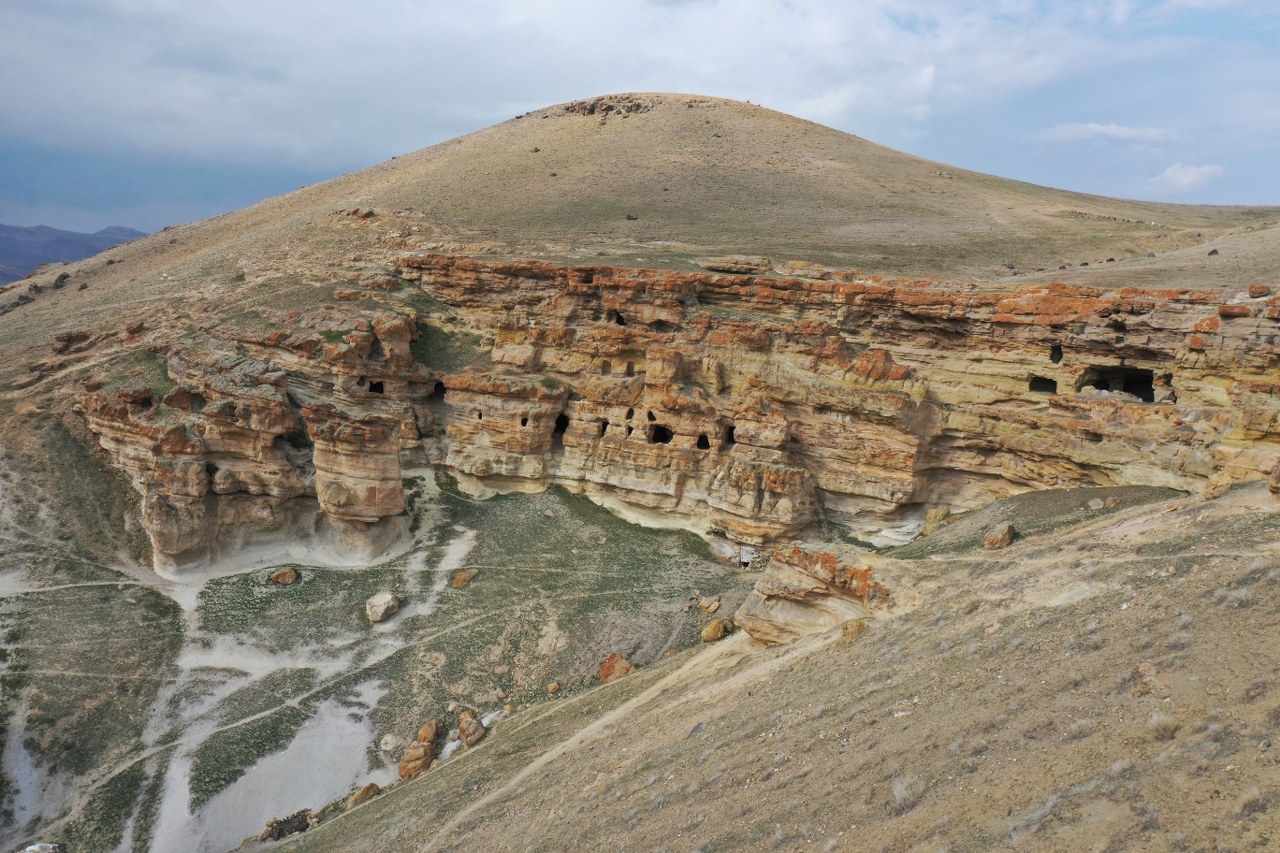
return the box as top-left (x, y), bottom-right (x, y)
top-left (78, 251), bottom-right (1280, 566)
top-left (734, 544), bottom-right (893, 644)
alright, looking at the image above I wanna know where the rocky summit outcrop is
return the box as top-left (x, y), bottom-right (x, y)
top-left (75, 250), bottom-right (1280, 568)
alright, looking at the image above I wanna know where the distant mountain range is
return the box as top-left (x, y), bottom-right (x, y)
top-left (0, 223), bottom-right (146, 285)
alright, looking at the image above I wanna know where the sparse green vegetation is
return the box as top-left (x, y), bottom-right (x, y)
top-left (410, 321), bottom-right (488, 372)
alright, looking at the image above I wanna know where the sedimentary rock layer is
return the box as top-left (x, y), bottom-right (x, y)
top-left (80, 252), bottom-right (1280, 565)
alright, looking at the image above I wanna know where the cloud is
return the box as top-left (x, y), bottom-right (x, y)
top-left (0, 1), bottom-right (1143, 168)
top-left (1149, 162), bottom-right (1225, 193)
top-left (1039, 122), bottom-right (1177, 143)
top-left (0, 0), bottom-right (1277, 228)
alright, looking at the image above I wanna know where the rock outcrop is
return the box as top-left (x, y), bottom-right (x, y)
top-left (734, 544), bottom-right (893, 644)
top-left (77, 252), bottom-right (1280, 567)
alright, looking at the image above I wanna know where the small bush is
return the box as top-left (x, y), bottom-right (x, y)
top-left (891, 775), bottom-right (921, 814)
top-left (1236, 785), bottom-right (1265, 815)
top-left (1213, 588), bottom-right (1257, 608)
top-left (1147, 711), bottom-right (1181, 741)
top-left (1064, 719), bottom-right (1095, 740)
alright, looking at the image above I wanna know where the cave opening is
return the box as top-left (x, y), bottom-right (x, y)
top-left (1050, 344), bottom-right (1063, 364)
top-left (599, 419), bottom-right (609, 437)
top-left (650, 319), bottom-right (675, 333)
top-left (696, 433), bottom-right (711, 450)
top-left (275, 431), bottom-right (313, 451)
top-left (626, 408), bottom-right (635, 420)
top-left (1029, 376), bottom-right (1058, 394)
top-left (429, 381), bottom-right (446, 404)
top-left (580, 271), bottom-right (595, 284)
top-left (608, 310), bottom-right (627, 326)
top-left (625, 425), bottom-right (634, 437)
top-left (723, 425), bottom-right (737, 446)
top-left (552, 412), bottom-right (570, 451)
top-left (521, 416), bottom-right (529, 427)
top-left (367, 379), bottom-right (385, 394)
top-left (601, 360), bottom-right (611, 375)
top-left (476, 410), bottom-right (483, 421)
top-left (625, 362), bottom-right (635, 377)
top-left (646, 411), bottom-right (657, 422)
top-left (650, 425), bottom-right (674, 445)
top-left (1078, 366), bottom-right (1155, 402)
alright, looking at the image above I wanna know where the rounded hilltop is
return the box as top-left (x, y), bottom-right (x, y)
top-left (305, 90), bottom-right (1277, 281)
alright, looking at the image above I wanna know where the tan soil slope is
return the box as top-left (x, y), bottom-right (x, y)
top-left (285, 483), bottom-right (1280, 853)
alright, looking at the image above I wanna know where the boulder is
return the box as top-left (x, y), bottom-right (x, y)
top-left (451, 569), bottom-right (479, 589)
top-left (983, 523), bottom-right (1015, 549)
top-left (734, 545), bottom-right (891, 644)
top-left (258, 810), bottom-right (318, 841)
top-left (416, 720), bottom-right (439, 745)
top-left (398, 743), bottom-right (433, 780)
top-left (598, 652), bottom-right (636, 684)
top-left (697, 595), bottom-right (721, 614)
top-left (841, 619), bottom-right (869, 642)
top-left (365, 591), bottom-right (400, 623)
top-left (270, 567), bottom-right (299, 586)
top-left (700, 618), bottom-right (733, 643)
top-left (345, 782), bottom-right (381, 809)
top-left (546, 681), bottom-right (561, 695)
top-left (459, 710), bottom-right (487, 748)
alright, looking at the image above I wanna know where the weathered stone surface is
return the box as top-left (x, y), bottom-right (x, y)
top-left (258, 809), bottom-right (318, 841)
top-left (365, 591), bottom-right (400, 623)
top-left (416, 720), bottom-right (439, 745)
top-left (841, 619), bottom-right (869, 642)
top-left (270, 567), bottom-right (298, 585)
top-left (598, 652), bottom-right (636, 683)
top-left (397, 743), bottom-right (433, 781)
top-left (345, 783), bottom-right (381, 809)
top-left (735, 545), bottom-right (891, 644)
top-left (700, 618), bottom-right (733, 643)
top-left (983, 523), bottom-right (1015, 549)
top-left (459, 710), bottom-right (486, 748)
top-left (80, 253), bottom-right (1280, 570)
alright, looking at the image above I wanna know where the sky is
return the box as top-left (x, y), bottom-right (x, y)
top-left (1, 0), bottom-right (1277, 233)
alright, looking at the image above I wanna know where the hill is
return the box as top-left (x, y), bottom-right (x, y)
top-left (0, 94), bottom-right (1277, 853)
top-left (0, 223), bottom-right (145, 285)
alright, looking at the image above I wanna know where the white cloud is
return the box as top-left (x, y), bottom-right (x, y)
top-left (1149, 162), bottom-right (1225, 193)
top-left (0, 0), bottom-right (1276, 216)
top-left (0, 1), bottom-right (1145, 167)
top-left (1039, 122), bottom-right (1177, 143)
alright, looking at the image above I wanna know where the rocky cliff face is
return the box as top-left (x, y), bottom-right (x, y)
top-left (78, 250), bottom-right (1280, 567)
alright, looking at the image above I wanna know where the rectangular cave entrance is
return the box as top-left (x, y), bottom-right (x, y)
top-left (1029, 376), bottom-right (1058, 394)
top-left (551, 412), bottom-right (570, 452)
top-left (649, 425), bottom-right (674, 444)
top-left (1077, 366), bottom-right (1155, 402)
